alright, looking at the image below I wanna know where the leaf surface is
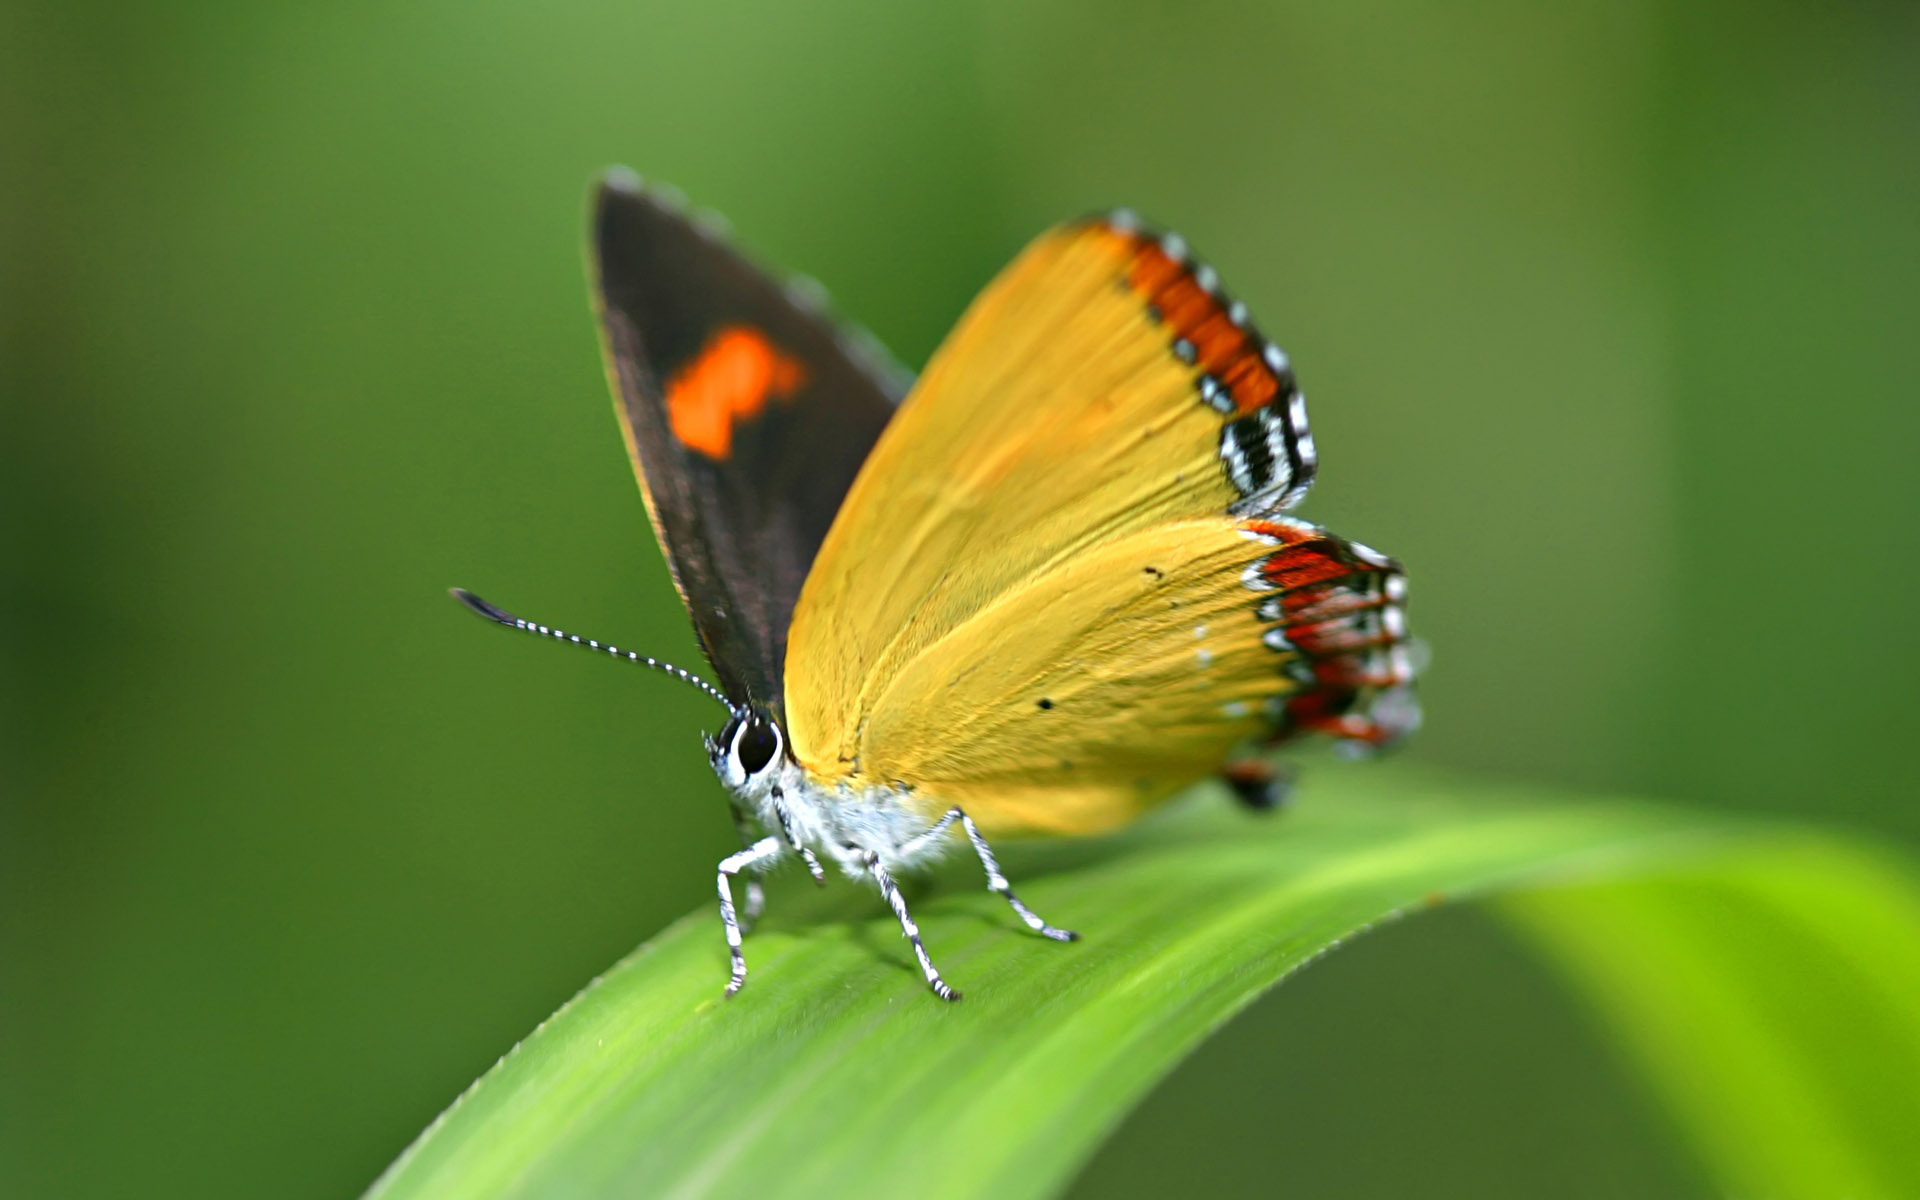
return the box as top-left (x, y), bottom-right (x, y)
top-left (366, 768), bottom-right (1920, 1199)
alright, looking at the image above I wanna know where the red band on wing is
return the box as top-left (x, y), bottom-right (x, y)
top-left (666, 327), bottom-right (807, 461)
top-left (1241, 518), bottom-right (1418, 746)
top-left (1243, 519), bottom-right (1366, 597)
top-left (1120, 239), bottom-right (1283, 417)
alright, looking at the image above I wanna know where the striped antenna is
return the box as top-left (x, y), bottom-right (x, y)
top-left (450, 588), bottom-right (737, 716)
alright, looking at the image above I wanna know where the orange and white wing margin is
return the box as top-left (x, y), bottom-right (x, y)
top-left (784, 214), bottom-right (1417, 836)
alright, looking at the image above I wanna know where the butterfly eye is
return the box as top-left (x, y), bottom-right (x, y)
top-left (733, 712), bottom-right (782, 776)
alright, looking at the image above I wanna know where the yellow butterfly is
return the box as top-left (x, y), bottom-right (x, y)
top-left (455, 172), bottom-right (1418, 1000)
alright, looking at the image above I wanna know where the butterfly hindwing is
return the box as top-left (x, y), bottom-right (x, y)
top-left (850, 518), bottom-right (1279, 834)
top-left (784, 216), bottom-right (1415, 835)
top-left (592, 174), bottom-right (903, 708)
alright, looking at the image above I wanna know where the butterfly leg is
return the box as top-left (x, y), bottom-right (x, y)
top-left (954, 810), bottom-right (1079, 943)
top-left (770, 786), bottom-right (827, 885)
top-left (864, 850), bottom-right (961, 1002)
top-left (726, 804), bottom-right (768, 931)
top-left (718, 835), bottom-right (783, 998)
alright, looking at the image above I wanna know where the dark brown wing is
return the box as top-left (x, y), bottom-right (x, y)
top-left (591, 172), bottom-right (903, 710)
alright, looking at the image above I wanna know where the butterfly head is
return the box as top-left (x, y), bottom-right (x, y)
top-left (709, 706), bottom-right (788, 791)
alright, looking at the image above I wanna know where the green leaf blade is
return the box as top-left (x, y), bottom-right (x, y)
top-left (365, 770), bottom-right (1919, 1200)
top-left (1498, 838), bottom-right (1920, 1200)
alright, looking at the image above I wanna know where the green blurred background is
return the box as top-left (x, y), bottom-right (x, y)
top-left (4, 1), bottom-right (1915, 1196)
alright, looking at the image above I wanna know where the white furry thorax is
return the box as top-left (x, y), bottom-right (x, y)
top-left (708, 716), bottom-right (951, 877)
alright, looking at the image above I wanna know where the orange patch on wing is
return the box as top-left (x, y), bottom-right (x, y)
top-left (665, 327), bottom-right (807, 460)
top-left (1119, 237), bottom-right (1284, 417)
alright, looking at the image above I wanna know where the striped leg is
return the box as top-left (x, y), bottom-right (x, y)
top-left (727, 805), bottom-right (767, 931)
top-left (895, 808), bottom-right (962, 856)
top-left (718, 836), bottom-right (783, 998)
top-left (865, 851), bottom-right (961, 1002)
top-left (770, 787), bottom-right (827, 885)
top-left (956, 811), bottom-right (1078, 943)
top-left (894, 808), bottom-right (1078, 943)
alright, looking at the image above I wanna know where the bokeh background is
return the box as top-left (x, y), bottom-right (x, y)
top-left (5, 1), bottom-right (1916, 1196)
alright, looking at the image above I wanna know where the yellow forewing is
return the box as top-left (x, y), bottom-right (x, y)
top-left (785, 221), bottom-right (1308, 835)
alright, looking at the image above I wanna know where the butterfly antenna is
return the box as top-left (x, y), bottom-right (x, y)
top-left (450, 588), bottom-right (738, 716)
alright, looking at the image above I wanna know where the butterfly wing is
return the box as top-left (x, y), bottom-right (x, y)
top-left (784, 216), bottom-right (1416, 835)
top-left (592, 172), bottom-right (905, 708)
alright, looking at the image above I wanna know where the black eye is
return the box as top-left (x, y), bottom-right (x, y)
top-left (735, 714), bottom-right (781, 775)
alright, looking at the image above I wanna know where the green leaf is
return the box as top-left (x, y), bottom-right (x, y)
top-left (1496, 838), bottom-right (1920, 1200)
top-left (365, 768), bottom-right (1920, 1200)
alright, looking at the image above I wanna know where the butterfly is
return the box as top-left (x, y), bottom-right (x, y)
top-left (454, 170), bottom-right (1420, 1001)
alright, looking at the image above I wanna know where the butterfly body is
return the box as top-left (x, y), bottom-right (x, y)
top-left (457, 171), bottom-right (1418, 1001)
top-left (709, 711), bottom-right (937, 879)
